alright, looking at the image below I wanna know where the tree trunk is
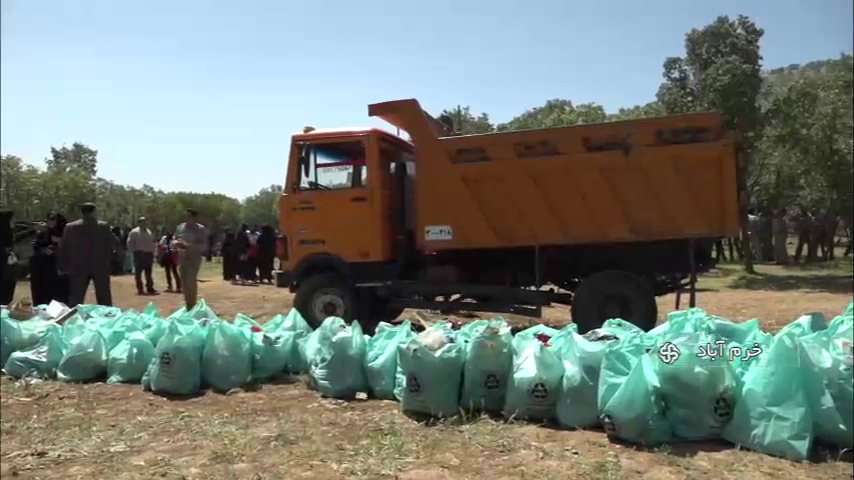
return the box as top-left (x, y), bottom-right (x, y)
top-left (737, 147), bottom-right (755, 274)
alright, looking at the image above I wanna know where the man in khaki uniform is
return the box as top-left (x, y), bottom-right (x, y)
top-left (174, 208), bottom-right (208, 309)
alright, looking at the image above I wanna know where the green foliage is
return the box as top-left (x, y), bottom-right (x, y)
top-left (440, 106), bottom-right (495, 135)
top-left (497, 99), bottom-right (607, 131)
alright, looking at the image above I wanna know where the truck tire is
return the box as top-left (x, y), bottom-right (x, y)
top-left (571, 270), bottom-right (658, 334)
top-left (293, 273), bottom-right (358, 330)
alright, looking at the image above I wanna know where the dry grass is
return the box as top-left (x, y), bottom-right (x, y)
top-left (2, 259), bottom-right (853, 480)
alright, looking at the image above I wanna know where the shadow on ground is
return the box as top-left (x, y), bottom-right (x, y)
top-left (729, 273), bottom-right (853, 294)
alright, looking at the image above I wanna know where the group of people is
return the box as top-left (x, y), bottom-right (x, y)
top-left (711, 207), bottom-right (851, 265)
top-left (0, 203), bottom-right (209, 310)
top-left (220, 224), bottom-right (277, 285)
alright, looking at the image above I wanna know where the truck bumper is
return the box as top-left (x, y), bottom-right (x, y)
top-left (274, 270), bottom-right (293, 289)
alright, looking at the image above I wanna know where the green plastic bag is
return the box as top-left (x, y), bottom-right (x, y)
top-left (601, 318), bottom-right (645, 338)
top-left (556, 331), bottom-right (616, 428)
top-left (598, 334), bottom-right (648, 415)
top-left (91, 313), bottom-right (138, 352)
top-left (107, 331), bottom-right (155, 384)
top-left (62, 315), bottom-right (90, 343)
top-left (458, 318), bottom-right (513, 412)
top-left (13, 318), bottom-right (56, 352)
top-left (56, 326), bottom-right (108, 382)
top-left (3, 324), bottom-right (68, 379)
top-left (649, 308), bottom-right (708, 338)
top-left (503, 325), bottom-right (565, 421)
top-left (844, 302), bottom-right (853, 316)
top-left (723, 333), bottom-right (813, 461)
top-left (201, 319), bottom-right (252, 391)
top-left (277, 309), bottom-right (313, 373)
top-left (169, 299), bottom-right (218, 322)
top-left (600, 353), bottom-right (672, 446)
top-left (656, 331), bottom-right (738, 440)
top-left (798, 316), bottom-right (853, 449)
top-left (249, 327), bottom-right (296, 382)
top-left (1, 315), bottom-right (21, 365)
top-left (704, 317), bottom-right (761, 344)
top-left (143, 318), bottom-right (206, 396)
top-left (776, 312), bottom-right (827, 339)
top-left (398, 324), bottom-right (463, 417)
top-left (140, 314), bottom-right (166, 346)
top-left (75, 304), bottom-right (121, 319)
top-left (364, 321), bottom-right (414, 400)
top-left (301, 317), bottom-right (368, 398)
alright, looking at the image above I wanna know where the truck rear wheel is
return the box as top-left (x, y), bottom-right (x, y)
top-left (294, 273), bottom-right (357, 330)
top-left (571, 270), bottom-right (658, 334)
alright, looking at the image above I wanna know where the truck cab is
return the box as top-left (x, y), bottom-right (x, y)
top-left (276, 126), bottom-right (416, 325)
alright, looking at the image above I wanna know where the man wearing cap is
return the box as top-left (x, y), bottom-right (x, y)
top-left (126, 216), bottom-right (158, 295)
top-left (59, 202), bottom-right (116, 307)
top-left (174, 208), bottom-right (208, 309)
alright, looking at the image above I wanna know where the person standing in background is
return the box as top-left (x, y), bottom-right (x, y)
top-left (0, 209), bottom-right (16, 305)
top-left (158, 232), bottom-right (181, 293)
top-left (60, 202), bottom-right (115, 307)
top-left (174, 208), bottom-right (207, 309)
top-left (221, 228), bottom-right (237, 282)
top-left (127, 216), bottom-right (158, 296)
top-left (234, 224), bottom-right (250, 285)
top-left (30, 212), bottom-right (69, 305)
top-left (206, 233), bottom-right (214, 263)
top-left (773, 208), bottom-right (790, 265)
top-left (257, 224), bottom-right (276, 284)
top-left (247, 225), bottom-right (260, 283)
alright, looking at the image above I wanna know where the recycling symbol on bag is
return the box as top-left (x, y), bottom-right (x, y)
top-left (484, 374), bottom-right (500, 390)
top-left (529, 381), bottom-right (549, 401)
top-left (600, 414), bottom-right (618, 435)
top-left (712, 394), bottom-right (734, 422)
top-left (160, 352), bottom-right (172, 367)
top-left (407, 374), bottom-right (422, 394)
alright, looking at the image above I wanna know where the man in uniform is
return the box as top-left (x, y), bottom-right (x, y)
top-left (174, 208), bottom-right (208, 309)
top-left (60, 202), bottom-right (115, 307)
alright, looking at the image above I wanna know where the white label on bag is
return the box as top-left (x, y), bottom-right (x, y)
top-left (424, 225), bottom-right (452, 241)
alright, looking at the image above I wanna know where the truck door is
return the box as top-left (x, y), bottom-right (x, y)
top-left (285, 137), bottom-right (378, 264)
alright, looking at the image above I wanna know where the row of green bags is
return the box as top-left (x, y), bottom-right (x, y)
top-left (1, 300), bottom-right (316, 396)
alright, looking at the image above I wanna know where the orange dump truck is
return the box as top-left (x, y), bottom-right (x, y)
top-left (275, 99), bottom-right (740, 332)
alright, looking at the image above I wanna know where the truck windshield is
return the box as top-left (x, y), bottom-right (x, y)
top-left (298, 141), bottom-right (367, 190)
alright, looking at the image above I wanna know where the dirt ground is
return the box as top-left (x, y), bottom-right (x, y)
top-left (1, 260), bottom-right (852, 480)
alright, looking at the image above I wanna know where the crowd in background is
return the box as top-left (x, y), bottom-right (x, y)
top-left (713, 207), bottom-right (851, 265)
top-left (0, 207), bottom-right (280, 309)
top-left (0, 204), bottom-right (209, 310)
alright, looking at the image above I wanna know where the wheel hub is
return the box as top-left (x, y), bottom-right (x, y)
top-left (603, 295), bottom-right (631, 320)
top-left (311, 288), bottom-right (346, 320)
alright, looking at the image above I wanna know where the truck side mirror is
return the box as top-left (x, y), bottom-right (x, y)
top-left (299, 144), bottom-right (311, 178)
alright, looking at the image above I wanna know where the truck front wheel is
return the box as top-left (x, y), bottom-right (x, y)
top-left (293, 273), bottom-right (357, 330)
top-left (571, 270), bottom-right (658, 334)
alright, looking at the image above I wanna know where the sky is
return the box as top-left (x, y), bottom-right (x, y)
top-left (1, 0), bottom-right (852, 199)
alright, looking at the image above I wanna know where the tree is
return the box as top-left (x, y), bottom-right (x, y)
top-left (656, 15), bottom-right (765, 273)
top-left (241, 185), bottom-right (282, 227)
top-left (758, 54), bottom-right (853, 218)
top-left (439, 106), bottom-right (495, 135)
top-left (497, 99), bottom-right (607, 131)
top-left (47, 142), bottom-right (99, 177)
top-left (607, 101), bottom-right (666, 121)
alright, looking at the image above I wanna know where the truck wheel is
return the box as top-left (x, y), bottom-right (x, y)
top-left (571, 270), bottom-right (658, 334)
top-left (294, 273), bottom-right (357, 330)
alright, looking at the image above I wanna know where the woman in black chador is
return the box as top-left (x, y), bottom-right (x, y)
top-left (30, 212), bottom-right (70, 305)
top-left (257, 224), bottom-right (276, 284)
top-left (221, 228), bottom-right (237, 281)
